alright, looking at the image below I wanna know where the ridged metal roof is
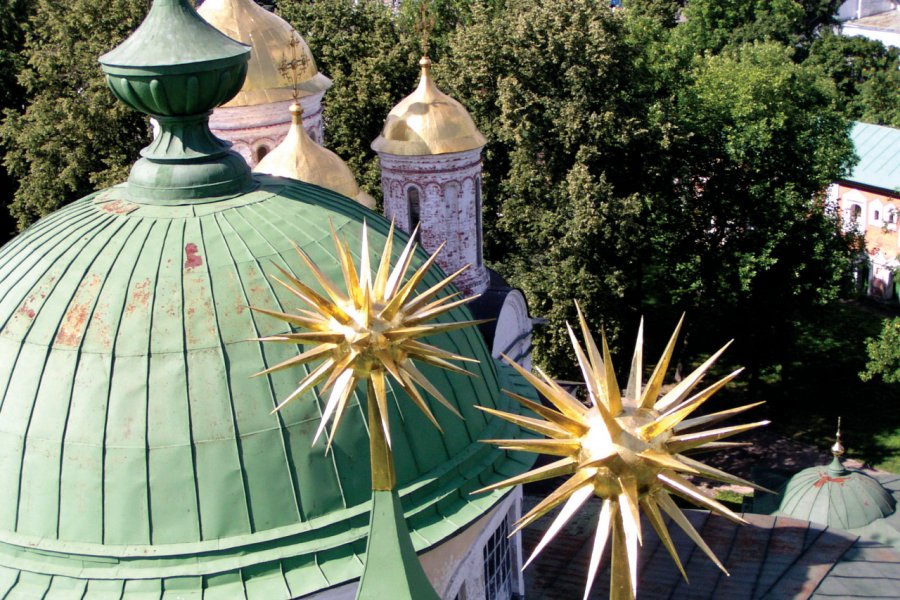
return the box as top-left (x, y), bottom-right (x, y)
top-left (845, 121), bottom-right (900, 193)
top-left (0, 176), bottom-right (535, 597)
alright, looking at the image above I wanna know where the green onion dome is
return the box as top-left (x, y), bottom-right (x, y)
top-left (0, 1), bottom-right (533, 596)
top-left (776, 456), bottom-right (896, 530)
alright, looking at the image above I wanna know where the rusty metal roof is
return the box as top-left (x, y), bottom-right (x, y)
top-left (0, 176), bottom-right (536, 597)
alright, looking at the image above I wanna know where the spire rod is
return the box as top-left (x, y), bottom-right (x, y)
top-left (828, 416), bottom-right (848, 475)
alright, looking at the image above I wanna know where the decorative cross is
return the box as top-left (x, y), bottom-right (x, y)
top-left (278, 33), bottom-right (310, 101)
top-left (414, 1), bottom-right (435, 58)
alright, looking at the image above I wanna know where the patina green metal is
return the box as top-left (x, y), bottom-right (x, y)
top-left (0, 176), bottom-right (537, 597)
top-left (774, 453), bottom-right (896, 530)
top-left (99, 0), bottom-right (253, 201)
top-left (356, 490), bottom-right (440, 600)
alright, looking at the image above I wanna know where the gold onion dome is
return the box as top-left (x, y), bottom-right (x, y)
top-left (197, 0), bottom-right (331, 107)
top-left (371, 57), bottom-right (487, 156)
top-left (254, 103), bottom-right (376, 209)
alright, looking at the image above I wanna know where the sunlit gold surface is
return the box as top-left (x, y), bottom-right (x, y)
top-left (476, 307), bottom-right (770, 600)
top-left (254, 104), bottom-right (376, 209)
top-left (198, 0), bottom-right (331, 107)
top-left (250, 223), bottom-right (484, 488)
top-left (371, 57), bottom-right (487, 156)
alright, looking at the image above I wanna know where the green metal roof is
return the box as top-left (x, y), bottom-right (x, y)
top-left (0, 176), bottom-right (536, 597)
top-left (774, 457), bottom-right (896, 530)
top-left (844, 121), bottom-right (900, 193)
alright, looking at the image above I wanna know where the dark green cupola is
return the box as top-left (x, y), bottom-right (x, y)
top-left (0, 1), bottom-right (535, 597)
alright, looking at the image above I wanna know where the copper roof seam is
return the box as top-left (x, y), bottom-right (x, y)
top-left (192, 216), bottom-right (258, 535)
top-left (208, 210), bottom-right (305, 522)
top-left (0, 202), bottom-right (95, 268)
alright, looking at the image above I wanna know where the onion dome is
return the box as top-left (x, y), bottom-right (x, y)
top-left (0, 1), bottom-right (533, 596)
top-left (197, 0), bottom-right (331, 108)
top-left (776, 427), bottom-right (896, 530)
top-left (254, 103), bottom-right (376, 209)
top-left (371, 57), bottom-right (487, 156)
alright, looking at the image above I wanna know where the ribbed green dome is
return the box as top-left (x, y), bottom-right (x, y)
top-left (0, 177), bottom-right (534, 597)
top-left (777, 457), bottom-right (896, 530)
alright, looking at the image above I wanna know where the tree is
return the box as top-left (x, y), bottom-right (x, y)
top-left (0, 0), bottom-right (34, 240)
top-left (860, 317), bottom-right (900, 384)
top-left (440, 2), bottom-right (858, 377)
top-left (0, 0), bottom-right (149, 230)
top-left (806, 33), bottom-right (900, 127)
top-left (277, 0), bottom-right (420, 203)
top-left (439, 0), bottom-right (668, 373)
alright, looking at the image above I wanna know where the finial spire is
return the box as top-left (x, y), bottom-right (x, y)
top-left (828, 416), bottom-right (849, 475)
top-left (831, 416), bottom-right (845, 458)
top-left (278, 32), bottom-right (310, 103)
top-left (415, 1), bottom-right (435, 58)
top-left (99, 0), bottom-right (252, 201)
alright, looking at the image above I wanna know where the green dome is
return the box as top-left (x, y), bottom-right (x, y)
top-left (0, 177), bottom-right (534, 597)
top-left (776, 457), bottom-right (896, 530)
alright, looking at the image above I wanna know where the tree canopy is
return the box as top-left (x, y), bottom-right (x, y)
top-left (0, 0), bottom-right (149, 230)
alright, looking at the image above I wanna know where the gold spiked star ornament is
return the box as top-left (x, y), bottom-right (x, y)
top-left (475, 306), bottom-right (770, 600)
top-left (251, 221), bottom-right (485, 489)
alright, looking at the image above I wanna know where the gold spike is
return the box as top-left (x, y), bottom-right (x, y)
top-left (252, 343), bottom-right (336, 377)
top-left (638, 449), bottom-right (699, 474)
top-left (610, 510), bottom-right (634, 600)
top-left (322, 372), bottom-right (358, 452)
top-left (513, 470), bottom-right (595, 534)
top-left (402, 359), bottom-right (462, 419)
top-left (291, 241), bottom-right (348, 308)
top-left (675, 454), bottom-right (776, 494)
top-left (675, 401), bottom-right (765, 432)
top-left (501, 390), bottom-right (590, 436)
top-left (476, 406), bottom-right (571, 439)
top-left (600, 329), bottom-right (623, 416)
top-left (657, 491), bottom-right (728, 574)
top-left (658, 472), bottom-right (747, 525)
top-left (625, 318), bottom-right (643, 406)
top-left (248, 306), bottom-right (329, 330)
top-left (667, 420), bottom-right (770, 453)
top-left (271, 357), bottom-right (336, 413)
top-left (641, 496), bottom-right (688, 582)
top-left (402, 265), bottom-right (470, 314)
top-left (472, 456), bottom-right (578, 495)
top-left (681, 441), bottom-right (752, 455)
top-left (584, 498), bottom-right (615, 600)
top-left (524, 484), bottom-right (593, 569)
top-left (481, 438), bottom-right (582, 457)
top-left (385, 228), bottom-right (418, 298)
top-left (373, 220), bottom-right (395, 297)
top-left (383, 319), bottom-right (492, 340)
top-left (640, 314), bottom-right (683, 409)
top-left (654, 341), bottom-right (732, 413)
top-left (639, 368), bottom-right (743, 440)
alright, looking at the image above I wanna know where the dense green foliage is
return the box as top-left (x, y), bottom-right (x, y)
top-left (860, 317), bottom-right (900, 384)
top-left (806, 33), bottom-right (900, 127)
top-left (0, 0), bottom-right (149, 230)
top-left (438, 1), bottom-right (857, 375)
top-left (0, 0), bottom-right (877, 383)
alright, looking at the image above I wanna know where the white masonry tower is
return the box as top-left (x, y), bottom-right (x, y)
top-left (372, 57), bottom-right (490, 296)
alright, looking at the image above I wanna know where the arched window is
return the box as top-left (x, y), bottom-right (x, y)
top-left (407, 187), bottom-right (421, 239)
top-left (875, 210), bottom-right (881, 221)
top-left (851, 204), bottom-right (862, 219)
top-left (255, 145), bottom-right (269, 162)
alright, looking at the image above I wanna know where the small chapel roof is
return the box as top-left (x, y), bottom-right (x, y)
top-left (197, 0), bottom-right (331, 107)
top-left (371, 57), bottom-right (487, 156)
top-left (253, 102), bottom-right (376, 209)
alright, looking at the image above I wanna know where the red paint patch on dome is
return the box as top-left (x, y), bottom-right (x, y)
top-left (813, 475), bottom-right (849, 488)
top-left (184, 243), bottom-right (203, 270)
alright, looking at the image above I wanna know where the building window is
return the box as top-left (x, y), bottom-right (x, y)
top-left (475, 178), bottom-right (483, 267)
top-left (255, 145), bottom-right (269, 162)
top-left (483, 515), bottom-right (513, 600)
top-left (874, 210), bottom-right (880, 221)
top-left (408, 187), bottom-right (421, 239)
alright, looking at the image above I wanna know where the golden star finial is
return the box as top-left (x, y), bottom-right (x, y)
top-left (475, 305), bottom-right (771, 599)
top-left (250, 222), bottom-right (486, 481)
